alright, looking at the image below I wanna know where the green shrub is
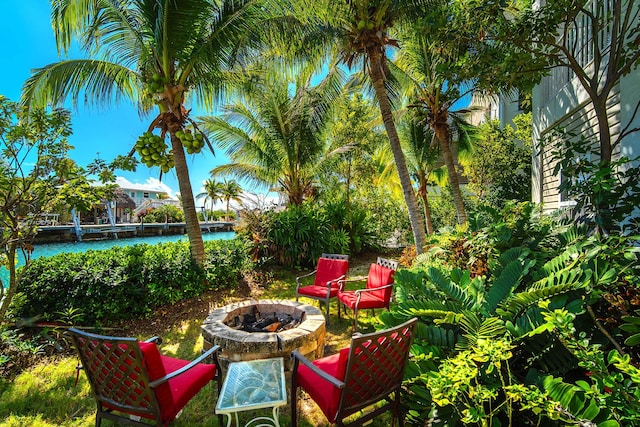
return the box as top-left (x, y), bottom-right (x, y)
top-left (236, 202), bottom-right (357, 267)
top-left (14, 239), bottom-right (251, 324)
top-left (142, 204), bottom-right (184, 223)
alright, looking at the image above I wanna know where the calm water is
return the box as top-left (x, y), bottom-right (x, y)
top-left (1, 231), bottom-right (235, 288)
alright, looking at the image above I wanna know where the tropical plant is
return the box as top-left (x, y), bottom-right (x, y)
top-left (143, 204), bottom-right (184, 223)
top-left (235, 202), bottom-right (358, 267)
top-left (381, 220), bottom-right (639, 425)
top-left (321, 92), bottom-right (383, 212)
top-left (200, 63), bottom-right (344, 205)
top-left (22, 0), bottom-right (277, 264)
top-left (0, 97), bottom-right (112, 322)
top-left (550, 130), bottom-right (640, 235)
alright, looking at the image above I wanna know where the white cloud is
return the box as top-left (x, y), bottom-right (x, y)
top-left (115, 176), bottom-right (177, 199)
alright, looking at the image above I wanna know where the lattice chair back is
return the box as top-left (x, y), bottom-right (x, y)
top-left (376, 257), bottom-right (398, 271)
top-left (70, 330), bottom-right (161, 421)
top-left (322, 253), bottom-right (350, 261)
top-left (68, 327), bottom-right (220, 427)
top-left (338, 317), bottom-right (417, 422)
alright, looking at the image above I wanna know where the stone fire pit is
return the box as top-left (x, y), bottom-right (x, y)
top-left (201, 299), bottom-right (326, 369)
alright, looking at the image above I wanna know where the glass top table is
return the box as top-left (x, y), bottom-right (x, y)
top-left (215, 357), bottom-right (287, 427)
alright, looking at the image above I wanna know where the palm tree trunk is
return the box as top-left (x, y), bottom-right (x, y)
top-left (225, 199), bottom-right (230, 222)
top-left (170, 133), bottom-right (205, 264)
top-left (419, 185), bottom-right (434, 235)
top-left (368, 51), bottom-right (427, 253)
top-left (345, 155), bottom-right (352, 213)
top-left (434, 124), bottom-right (468, 225)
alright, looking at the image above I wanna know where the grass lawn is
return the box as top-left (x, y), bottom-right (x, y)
top-left (0, 253), bottom-right (399, 426)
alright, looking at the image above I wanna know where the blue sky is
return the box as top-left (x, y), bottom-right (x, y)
top-left (1, 1), bottom-right (230, 202)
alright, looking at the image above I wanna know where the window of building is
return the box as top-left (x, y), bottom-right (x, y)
top-left (130, 192), bottom-right (135, 198)
top-left (143, 192), bottom-right (149, 198)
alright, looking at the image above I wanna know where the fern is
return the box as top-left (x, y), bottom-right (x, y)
top-left (419, 324), bottom-right (458, 349)
top-left (497, 281), bottom-right (589, 320)
top-left (542, 376), bottom-right (618, 426)
top-left (483, 258), bottom-right (527, 313)
top-left (426, 267), bottom-right (475, 309)
top-left (457, 314), bottom-right (506, 350)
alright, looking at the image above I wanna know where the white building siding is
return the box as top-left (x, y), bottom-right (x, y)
top-left (531, 0), bottom-right (639, 211)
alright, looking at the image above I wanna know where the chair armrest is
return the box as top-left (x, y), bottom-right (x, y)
top-left (144, 336), bottom-right (163, 344)
top-left (338, 276), bottom-right (366, 292)
top-left (322, 274), bottom-right (346, 292)
top-left (354, 284), bottom-right (394, 295)
top-left (291, 350), bottom-right (345, 389)
top-left (296, 270), bottom-right (317, 290)
top-left (150, 345), bottom-right (222, 388)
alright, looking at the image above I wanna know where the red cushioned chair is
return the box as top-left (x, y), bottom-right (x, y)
top-left (296, 253), bottom-right (349, 324)
top-left (67, 328), bottom-right (221, 427)
top-left (338, 257), bottom-right (398, 332)
top-left (291, 317), bottom-right (417, 427)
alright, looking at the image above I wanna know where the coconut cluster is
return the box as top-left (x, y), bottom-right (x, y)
top-left (146, 73), bottom-right (166, 94)
top-left (135, 132), bottom-right (174, 173)
top-left (175, 129), bottom-right (205, 154)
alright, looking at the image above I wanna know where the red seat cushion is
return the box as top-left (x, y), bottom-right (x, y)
top-left (297, 285), bottom-right (340, 299)
top-left (314, 258), bottom-right (349, 289)
top-left (158, 354), bottom-right (216, 422)
top-left (338, 291), bottom-right (387, 310)
top-left (297, 347), bottom-right (350, 423)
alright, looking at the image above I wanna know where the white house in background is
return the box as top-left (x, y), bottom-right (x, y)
top-left (115, 177), bottom-right (180, 215)
top-left (468, 92), bottom-right (523, 128)
top-left (530, 0), bottom-right (640, 212)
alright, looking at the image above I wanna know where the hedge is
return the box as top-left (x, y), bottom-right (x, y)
top-left (14, 238), bottom-right (252, 324)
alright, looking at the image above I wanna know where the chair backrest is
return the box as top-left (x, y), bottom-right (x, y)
top-left (366, 258), bottom-right (397, 302)
top-left (321, 253), bottom-right (350, 261)
top-left (338, 318), bottom-right (417, 420)
top-left (314, 255), bottom-right (350, 289)
top-left (376, 257), bottom-right (398, 271)
top-left (67, 328), bottom-right (163, 421)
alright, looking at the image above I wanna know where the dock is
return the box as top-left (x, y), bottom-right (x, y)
top-left (34, 222), bottom-right (235, 243)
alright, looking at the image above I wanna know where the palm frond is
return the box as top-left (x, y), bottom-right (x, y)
top-left (21, 60), bottom-right (138, 109)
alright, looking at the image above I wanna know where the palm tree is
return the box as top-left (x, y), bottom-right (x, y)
top-left (220, 179), bottom-right (243, 221)
top-left (298, 0), bottom-right (429, 252)
top-left (401, 115), bottom-right (440, 235)
top-left (21, 0), bottom-right (272, 264)
top-left (394, 20), bottom-right (479, 225)
top-left (200, 64), bottom-right (344, 205)
top-left (197, 179), bottom-right (224, 215)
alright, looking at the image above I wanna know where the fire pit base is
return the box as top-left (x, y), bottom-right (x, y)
top-left (201, 299), bottom-right (326, 370)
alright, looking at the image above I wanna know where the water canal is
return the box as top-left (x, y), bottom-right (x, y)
top-left (1, 231), bottom-right (235, 288)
